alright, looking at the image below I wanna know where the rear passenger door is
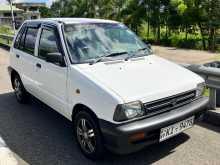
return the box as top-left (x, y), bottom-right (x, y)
top-left (12, 24), bottom-right (39, 94)
top-left (33, 25), bottom-right (68, 117)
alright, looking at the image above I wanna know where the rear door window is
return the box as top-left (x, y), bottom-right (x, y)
top-left (23, 27), bottom-right (38, 55)
top-left (15, 26), bottom-right (39, 55)
top-left (14, 24), bottom-right (26, 49)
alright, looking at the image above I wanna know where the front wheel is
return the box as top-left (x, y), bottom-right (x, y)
top-left (73, 111), bottom-right (105, 160)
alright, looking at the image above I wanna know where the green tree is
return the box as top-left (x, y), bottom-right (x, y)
top-left (39, 6), bottom-right (52, 18)
top-left (49, 0), bottom-right (220, 51)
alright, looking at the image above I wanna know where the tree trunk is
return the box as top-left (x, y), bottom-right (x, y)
top-left (147, 12), bottom-right (150, 38)
top-left (147, 21), bottom-right (150, 38)
top-left (198, 22), bottom-right (206, 50)
top-left (185, 24), bottom-right (188, 40)
top-left (165, 24), bottom-right (168, 38)
top-left (209, 28), bottom-right (215, 52)
top-left (211, 28), bottom-right (215, 52)
top-left (157, 25), bottom-right (160, 43)
top-left (153, 27), bottom-right (156, 40)
top-left (157, 8), bottom-right (160, 43)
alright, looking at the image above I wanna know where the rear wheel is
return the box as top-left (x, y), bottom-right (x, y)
top-left (13, 74), bottom-right (29, 103)
top-left (73, 111), bottom-right (105, 160)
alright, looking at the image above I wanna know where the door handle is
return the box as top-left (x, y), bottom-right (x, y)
top-left (36, 63), bottom-right (41, 68)
top-left (16, 54), bottom-right (20, 58)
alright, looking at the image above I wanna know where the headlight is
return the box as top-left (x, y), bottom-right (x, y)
top-left (196, 83), bottom-right (206, 97)
top-left (113, 101), bottom-right (145, 122)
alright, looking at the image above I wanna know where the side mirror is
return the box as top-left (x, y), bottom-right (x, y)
top-left (45, 52), bottom-right (65, 66)
top-left (142, 39), bottom-right (152, 50)
top-left (147, 43), bottom-right (152, 50)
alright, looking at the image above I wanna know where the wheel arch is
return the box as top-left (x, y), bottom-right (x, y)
top-left (72, 103), bottom-right (99, 124)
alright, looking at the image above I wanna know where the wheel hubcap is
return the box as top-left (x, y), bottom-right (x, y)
top-left (76, 118), bottom-right (96, 153)
top-left (14, 78), bottom-right (22, 100)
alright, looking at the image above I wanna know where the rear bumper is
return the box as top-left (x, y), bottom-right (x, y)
top-left (99, 96), bottom-right (209, 154)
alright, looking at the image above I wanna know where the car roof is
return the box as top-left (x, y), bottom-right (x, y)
top-left (24, 18), bottom-right (119, 25)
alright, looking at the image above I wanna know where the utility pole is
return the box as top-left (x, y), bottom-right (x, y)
top-left (8, 0), bottom-right (16, 34)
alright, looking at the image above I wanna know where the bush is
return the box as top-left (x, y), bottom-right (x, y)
top-left (140, 29), bottom-right (204, 50)
top-left (160, 37), bottom-right (171, 46)
top-left (168, 33), bottom-right (201, 49)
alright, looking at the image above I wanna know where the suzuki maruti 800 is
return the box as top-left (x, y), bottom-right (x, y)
top-left (9, 18), bottom-right (209, 160)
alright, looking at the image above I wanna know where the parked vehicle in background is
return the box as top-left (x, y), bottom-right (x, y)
top-left (8, 18), bottom-right (209, 160)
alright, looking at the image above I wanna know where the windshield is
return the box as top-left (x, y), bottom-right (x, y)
top-left (64, 23), bottom-right (151, 63)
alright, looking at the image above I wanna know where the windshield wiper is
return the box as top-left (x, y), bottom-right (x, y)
top-left (125, 47), bottom-right (150, 61)
top-left (105, 51), bottom-right (128, 57)
top-left (90, 51), bottom-right (128, 65)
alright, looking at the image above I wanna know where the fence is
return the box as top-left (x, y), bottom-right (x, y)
top-left (183, 62), bottom-right (220, 109)
top-left (0, 34), bottom-right (14, 48)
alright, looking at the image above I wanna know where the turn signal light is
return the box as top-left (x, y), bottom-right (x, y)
top-left (129, 132), bottom-right (145, 142)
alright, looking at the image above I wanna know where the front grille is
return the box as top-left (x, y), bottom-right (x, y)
top-left (144, 90), bottom-right (196, 116)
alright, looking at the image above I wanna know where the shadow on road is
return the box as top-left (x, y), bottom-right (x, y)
top-left (0, 92), bottom-right (190, 165)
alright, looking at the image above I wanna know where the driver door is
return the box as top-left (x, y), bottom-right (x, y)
top-left (33, 25), bottom-right (68, 116)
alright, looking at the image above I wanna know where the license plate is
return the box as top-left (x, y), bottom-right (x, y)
top-left (159, 116), bottom-right (194, 142)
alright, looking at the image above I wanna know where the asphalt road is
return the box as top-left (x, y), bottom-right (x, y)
top-left (0, 47), bottom-right (220, 165)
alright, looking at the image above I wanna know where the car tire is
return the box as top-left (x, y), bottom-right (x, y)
top-left (13, 74), bottom-right (29, 104)
top-left (73, 111), bottom-right (105, 160)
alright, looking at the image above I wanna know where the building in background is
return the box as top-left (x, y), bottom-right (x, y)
top-left (0, 0), bottom-right (47, 28)
top-left (13, 0), bottom-right (47, 20)
top-left (0, 4), bottom-right (23, 28)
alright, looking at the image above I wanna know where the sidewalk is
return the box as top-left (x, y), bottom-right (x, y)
top-left (0, 136), bottom-right (28, 165)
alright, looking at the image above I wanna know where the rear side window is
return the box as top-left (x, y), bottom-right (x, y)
top-left (14, 25), bottom-right (26, 49)
top-left (14, 26), bottom-right (39, 55)
top-left (23, 28), bottom-right (38, 55)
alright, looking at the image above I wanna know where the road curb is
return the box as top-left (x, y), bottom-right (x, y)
top-left (203, 110), bottom-right (220, 126)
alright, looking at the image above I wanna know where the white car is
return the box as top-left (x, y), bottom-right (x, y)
top-left (9, 18), bottom-right (209, 160)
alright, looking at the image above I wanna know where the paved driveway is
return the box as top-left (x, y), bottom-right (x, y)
top-left (153, 46), bottom-right (218, 64)
top-left (0, 47), bottom-right (220, 165)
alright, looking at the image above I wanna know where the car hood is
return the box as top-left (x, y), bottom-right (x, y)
top-left (76, 55), bottom-right (204, 103)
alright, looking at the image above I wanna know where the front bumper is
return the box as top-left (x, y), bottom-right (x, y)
top-left (99, 96), bottom-right (209, 154)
